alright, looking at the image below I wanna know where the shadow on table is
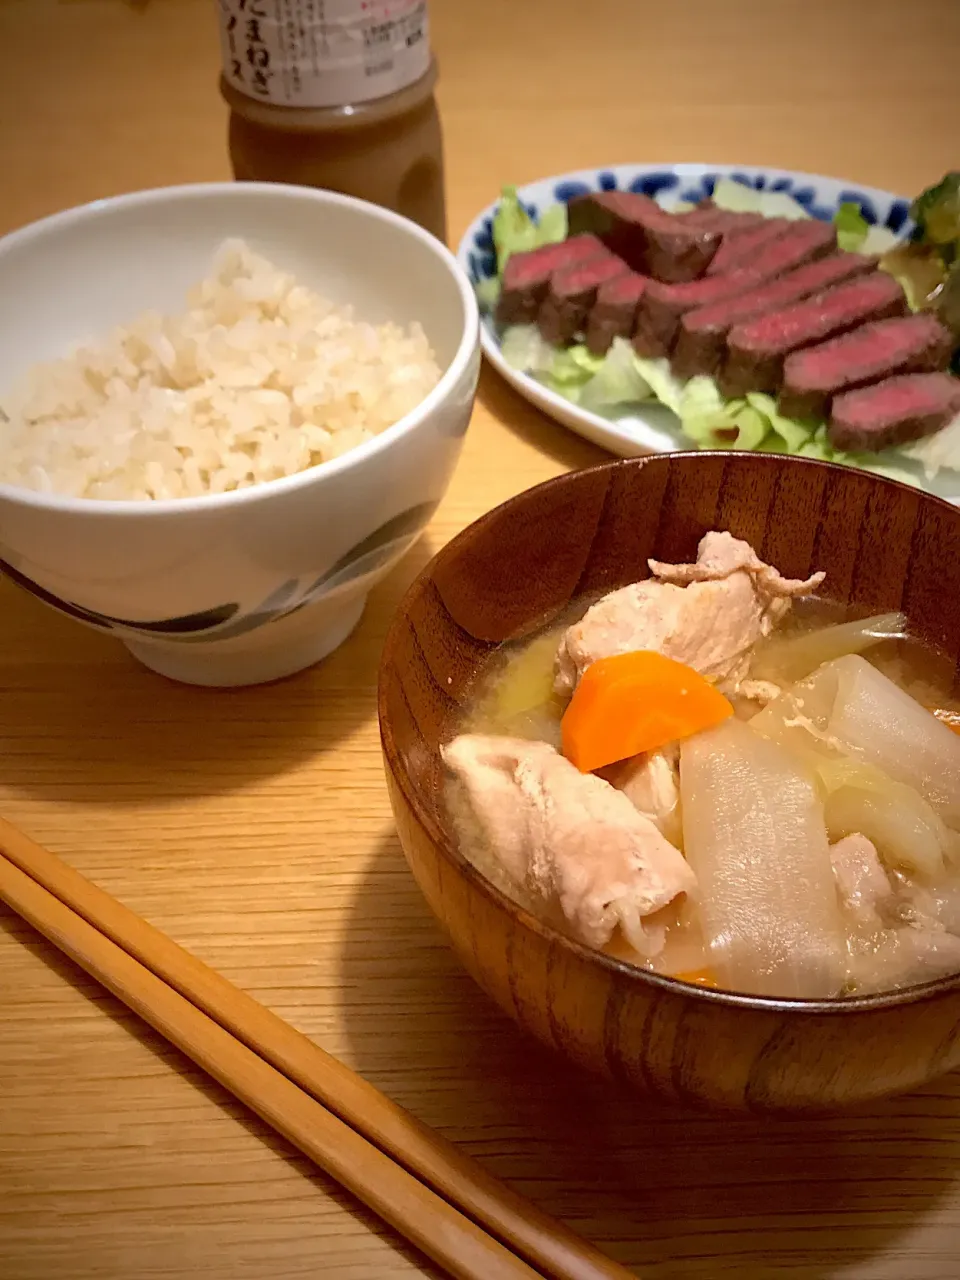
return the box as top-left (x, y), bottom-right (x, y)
top-left (0, 534), bottom-right (437, 808)
top-left (476, 362), bottom-right (609, 473)
top-left (339, 831), bottom-right (960, 1280)
top-left (0, 905), bottom-right (450, 1280)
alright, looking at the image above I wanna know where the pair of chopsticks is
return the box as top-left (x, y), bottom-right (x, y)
top-left (0, 817), bottom-right (636, 1280)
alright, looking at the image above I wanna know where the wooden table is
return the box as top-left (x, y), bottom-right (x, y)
top-left (2, 1), bottom-right (959, 1276)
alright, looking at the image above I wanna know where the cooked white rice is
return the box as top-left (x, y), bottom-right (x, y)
top-left (0, 239), bottom-right (442, 501)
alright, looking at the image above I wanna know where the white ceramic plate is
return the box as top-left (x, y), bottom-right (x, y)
top-left (456, 163), bottom-right (960, 501)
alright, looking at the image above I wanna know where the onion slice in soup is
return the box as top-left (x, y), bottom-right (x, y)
top-left (680, 719), bottom-right (847, 999)
top-left (749, 611), bottom-right (908, 685)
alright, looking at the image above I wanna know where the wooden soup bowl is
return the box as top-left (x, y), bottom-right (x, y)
top-left (378, 453), bottom-right (960, 1113)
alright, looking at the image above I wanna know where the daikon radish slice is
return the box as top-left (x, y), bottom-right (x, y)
top-left (680, 719), bottom-right (846, 999)
top-left (827, 656), bottom-right (960, 828)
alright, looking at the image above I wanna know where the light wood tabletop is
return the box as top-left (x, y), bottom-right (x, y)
top-left (2, 1), bottom-right (960, 1277)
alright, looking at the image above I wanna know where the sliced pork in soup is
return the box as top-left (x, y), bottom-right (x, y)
top-left (445, 529), bottom-right (960, 999)
top-left (554, 531), bottom-right (824, 699)
top-left (598, 746), bottom-right (682, 846)
top-left (442, 734), bottom-right (695, 956)
top-left (830, 833), bottom-right (893, 932)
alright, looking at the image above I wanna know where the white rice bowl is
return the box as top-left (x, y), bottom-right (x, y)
top-left (0, 239), bottom-right (442, 501)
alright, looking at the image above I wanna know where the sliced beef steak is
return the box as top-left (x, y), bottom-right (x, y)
top-left (829, 373), bottom-right (960, 451)
top-left (707, 218), bottom-right (836, 287)
top-left (780, 313), bottom-right (954, 420)
top-left (567, 191), bottom-right (721, 282)
top-left (537, 254), bottom-right (629, 347)
top-left (721, 272), bottom-right (908, 397)
top-left (585, 273), bottom-right (648, 355)
top-left (745, 218), bottom-right (838, 275)
top-left (681, 206), bottom-right (769, 236)
top-left (705, 217), bottom-right (793, 276)
top-left (495, 235), bottom-right (606, 326)
top-left (643, 213), bottom-right (722, 284)
top-left (566, 192), bottom-right (648, 270)
top-left (634, 224), bottom-right (846, 359)
top-left (673, 252), bottom-right (877, 380)
top-left (633, 269), bottom-right (759, 357)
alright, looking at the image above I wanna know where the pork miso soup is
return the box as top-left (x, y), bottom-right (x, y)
top-left (442, 531), bottom-right (960, 1000)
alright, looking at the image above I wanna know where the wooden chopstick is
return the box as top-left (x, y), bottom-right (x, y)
top-left (0, 818), bottom-right (636, 1280)
top-left (0, 849), bottom-right (534, 1280)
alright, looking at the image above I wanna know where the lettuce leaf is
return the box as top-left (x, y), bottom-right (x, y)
top-left (746, 392), bottom-right (816, 451)
top-left (549, 345), bottom-right (605, 389)
top-left (729, 405), bottom-right (772, 450)
top-left (491, 186), bottom-right (567, 274)
top-left (832, 202), bottom-right (902, 256)
top-left (910, 172), bottom-right (960, 259)
top-left (578, 339), bottom-right (651, 412)
top-left (672, 377), bottom-right (767, 449)
top-left (879, 242), bottom-right (948, 311)
top-left (673, 375), bottom-right (732, 445)
top-left (711, 177), bottom-right (810, 221)
top-left (793, 426), bottom-right (925, 488)
top-left (491, 186), bottom-right (537, 269)
top-left (536, 201), bottom-right (569, 248)
top-left (474, 276), bottom-right (501, 312)
top-left (500, 326), bottom-right (603, 406)
top-left (834, 201), bottom-right (870, 253)
top-left (632, 354), bottom-right (684, 414)
top-left (496, 328), bottom-right (939, 492)
top-left (712, 182), bottom-right (899, 253)
top-left (902, 410), bottom-right (960, 478)
top-left (862, 224), bottom-right (903, 255)
top-left (500, 325), bottom-right (570, 379)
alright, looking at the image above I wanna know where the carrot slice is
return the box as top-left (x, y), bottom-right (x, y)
top-left (934, 708), bottom-right (960, 736)
top-left (561, 649), bottom-right (734, 773)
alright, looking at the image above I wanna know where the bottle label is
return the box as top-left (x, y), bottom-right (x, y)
top-left (218, 0), bottom-right (430, 108)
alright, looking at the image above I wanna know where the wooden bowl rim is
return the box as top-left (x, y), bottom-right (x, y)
top-left (379, 451), bottom-right (960, 1016)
